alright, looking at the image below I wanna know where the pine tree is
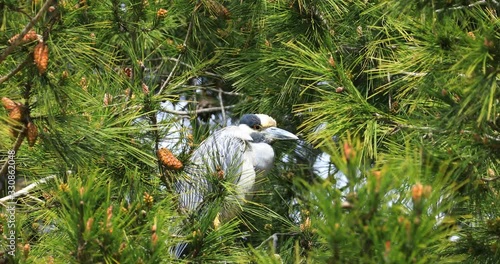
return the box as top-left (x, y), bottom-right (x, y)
top-left (0, 0), bottom-right (498, 263)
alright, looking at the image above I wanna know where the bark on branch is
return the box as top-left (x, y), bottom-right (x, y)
top-left (160, 105), bottom-right (236, 116)
top-left (0, 57), bottom-right (31, 85)
top-left (0, 0), bottom-right (53, 63)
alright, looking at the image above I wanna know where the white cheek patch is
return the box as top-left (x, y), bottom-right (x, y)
top-left (255, 114), bottom-right (277, 128)
top-left (230, 125), bottom-right (254, 141)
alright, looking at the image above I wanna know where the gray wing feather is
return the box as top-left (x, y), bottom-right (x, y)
top-left (175, 126), bottom-right (254, 213)
top-left (172, 126), bottom-right (256, 258)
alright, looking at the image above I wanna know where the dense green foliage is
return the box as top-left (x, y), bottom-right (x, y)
top-left (0, 0), bottom-right (498, 263)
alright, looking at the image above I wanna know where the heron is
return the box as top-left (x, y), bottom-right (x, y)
top-left (173, 114), bottom-right (298, 257)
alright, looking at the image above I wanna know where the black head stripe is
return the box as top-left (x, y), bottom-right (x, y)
top-left (239, 114), bottom-right (261, 128)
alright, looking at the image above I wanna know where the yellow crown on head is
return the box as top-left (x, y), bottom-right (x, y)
top-left (255, 114), bottom-right (277, 128)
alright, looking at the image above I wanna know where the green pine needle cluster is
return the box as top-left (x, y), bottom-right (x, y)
top-left (0, 0), bottom-right (498, 263)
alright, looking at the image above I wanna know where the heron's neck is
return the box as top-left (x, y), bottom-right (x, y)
top-left (249, 142), bottom-right (275, 174)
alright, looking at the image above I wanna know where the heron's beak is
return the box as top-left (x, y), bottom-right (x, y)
top-left (262, 127), bottom-right (298, 140)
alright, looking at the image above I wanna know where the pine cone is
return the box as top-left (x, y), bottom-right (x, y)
top-left (2, 97), bottom-right (19, 111)
top-left (103, 93), bottom-right (113, 106)
top-left (157, 148), bottom-right (183, 170)
top-left (220, 6), bottom-right (230, 19)
top-left (23, 243), bottom-right (30, 259)
top-left (3, 98), bottom-right (27, 139)
top-left (2, 97), bottom-right (25, 122)
top-left (141, 83), bottom-right (149, 95)
top-left (27, 121), bottom-right (38, 147)
top-left (328, 54), bottom-right (335, 67)
top-left (8, 105), bottom-right (25, 122)
top-left (216, 166), bottom-right (224, 180)
top-left (143, 192), bottom-right (154, 207)
top-left (156, 8), bottom-right (168, 18)
top-left (34, 42), bottom-right (49, 74)
top-left (8, 30), bottom-right (38, 45)
top-left (123, 67), bottom-right (132, 79)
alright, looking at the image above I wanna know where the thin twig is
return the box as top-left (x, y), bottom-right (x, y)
top-left (157, 54), bottom-right (181, 95)
top-left (182, 85), bottom-right (244, 96)
top-left (0, 175), bottom-right (56, 204)
top-left (482, 176), bottom-right (499, 182)
top-left (257, 232), bottom-right (298, 249)
top-left (218, 88), bottom-right (226, 126)
top-left (160, 105), bottom-right (236, 116)
top-left (157, 2), bottom-right (199, 95)
top-left (0, 57), bottom-right (32, 85)
top-left (25, 194), bottom-right (46, 204)
top-left (0, 0), bottom-right (53, 63)
top-left (396, 123), bottom-right (439, 131)
top-left (400, 123), bottom-right (500, 141)
top-left (163, 57), bottom-right (195, 69)
top-left (380, 115), bottom-right (500, 142)
top-left (435, 0), bottom-right (492, 13)
top-left (400, 71), bottom-right (427, 77)
top-left (481, 133), bottom-right (500, 142)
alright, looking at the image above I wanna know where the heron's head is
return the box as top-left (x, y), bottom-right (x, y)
top-left (239, 114), bottom-right (298, 144)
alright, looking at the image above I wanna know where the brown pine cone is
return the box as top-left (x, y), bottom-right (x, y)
top-left (103, 93), bottom-right (113, 106)
top-left (3, 98), bottom-right (27, 139)
top-left (156, 8), bottom-right (168, 18)
top-left (2, 97), bottom-right (19, 111)
top-left (34, 42), bottom-right (49, 74)
top-left (8, 105), bottom-right (25, 122)
top-left (2, 97), bottom-right (25, 122)
top-left (143, 192), bottom-right (154, 206)
top-left (26, 122), bottom-right (38, 147)
top-left (141, 83), bottom-right (149, 95)
top-left (8, 30), bottom-right (38, 45)
top-left (216, 166), bottom-right (224, 180)
top-left (157, 148), bottom-right (183, 170)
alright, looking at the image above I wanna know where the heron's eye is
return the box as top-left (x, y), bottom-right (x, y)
top-left (253, 124), bottom-right (262, 130)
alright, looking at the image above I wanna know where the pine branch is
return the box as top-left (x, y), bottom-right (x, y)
top-left (192, 86), bottom-right (243, 96)
top-left (384, 115), bottom-right (500, 142)
top-left (435, 0), bottom-right (497, 13)
top-left (482, 176), bottom-right (499, 182)
top-left (0, 0), bottom-right (53, 63)
top-left (257, 232), bottom-right (298, 250)
top-left (403, 125), bottom-right (500, 142)
top-left (160, 104), bottom-right (236, 116)
top-left (218, 88), bottom-right (226, 126)
top-left (0, 175), bottom-right (56, 204)
top-left (0, 56), bottom-right (31, 85)
top-left (1, 82), bottom-right (32, 185)
top-left (399, 71), bottom-right (427, 77)
top-left (157, 2), bottom-right (200, 95)
top-left (25, 194), bottom-right (46, 204)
